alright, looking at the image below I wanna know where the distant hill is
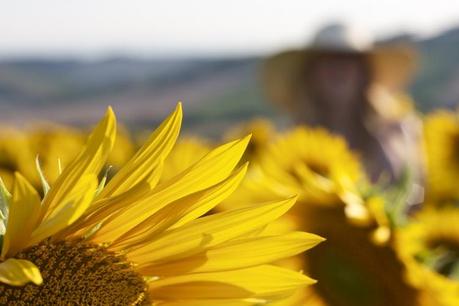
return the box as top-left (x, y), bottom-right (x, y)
top-left (0, 57), bottom-right (271, 135)
top-left (411, 26), bottom-right (459, 110)
top-left (1, 25), bottom-right (459, 132)
top-left (0, 57), bottom-right (257, 106)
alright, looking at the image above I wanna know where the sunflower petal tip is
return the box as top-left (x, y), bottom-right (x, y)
top-left (314, 236), bottom-right (326, 245)
top-left (244, 133), bottom-right (253, 142)
top-left (294, 270), bottom-right (318, 285)
top-left (104, 106), bottom-right (117, 128)
top-left (237, 134), bottom-right (252, 151)
top-left (175, 103), bottom-right (183, 118)
top-left (272, 195), bottom-right (298, 214)
top-left (168, 102), bottom-right (183, 123)
top-left (234, 163), bottom-right (249, 180)
top-left (309, 278), bottom-right (318, 285)
top-left (305, 232), bottom-right (326, 244)
top-left (289, 194), bottom-right (299, 203)
top-left (33, 273), bottom-right (43, 286)
top-left (106, 105), bottom-right (115, 116)
top-left (240, 162), bottom-right (250, 171)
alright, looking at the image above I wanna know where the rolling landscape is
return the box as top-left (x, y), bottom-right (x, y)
top-left (2, 25), bottom-right (459, 135)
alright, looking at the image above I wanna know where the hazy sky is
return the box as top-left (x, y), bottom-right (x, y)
top-left (2, 0), bottom-right (459, 57)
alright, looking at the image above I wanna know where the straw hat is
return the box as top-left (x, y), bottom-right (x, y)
top-left (262, 23), bottom-right (418, 113)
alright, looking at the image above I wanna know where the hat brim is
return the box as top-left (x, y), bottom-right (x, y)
top-left (262, 44), bottom-right (418, 111)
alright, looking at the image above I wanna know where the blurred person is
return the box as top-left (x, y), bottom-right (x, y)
top-left (263, 23), bottom-right (421, 182)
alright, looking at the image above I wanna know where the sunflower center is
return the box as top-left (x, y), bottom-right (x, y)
top-left (304, 206), bottom-right (421, 306)
top-left (305, 159), bottom-right (330, 177)
top-left (287, 158), bottom-right (330, 184)
top-left (0, 153), bottom-right (17, 173)
top-left (0, 239), bottom-right (150, 306)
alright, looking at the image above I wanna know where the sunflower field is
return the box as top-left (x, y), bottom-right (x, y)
top-left (0, 104), bottom-right (458, 306)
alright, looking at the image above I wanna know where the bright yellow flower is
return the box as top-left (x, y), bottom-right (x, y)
top-left (424, 110), bottom-right (459, 203)
top-left (396, 208), bottom-right (459, 306)
top-left (223, 125), bottom-right (428, 306)
top-left (0, 104), bottom-right (323, 305)
top-left (225, 127), bottom-right (370, 224)
top-left (259, 127), bottom-right (364, 205)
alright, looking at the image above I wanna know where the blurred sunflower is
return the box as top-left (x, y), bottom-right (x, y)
top-left (259, 127), bottom-right (364, 206)
top-left (0, 104), bottom-right (323, 305)
top-left (32, 125), bottom-right (134, 182)
top-left (227, 127), bottom-right (370, 224)
top-left (224, 126), bottom-right (427, 306)
top-left (28, 126), bottom-right (87, 185)
top-left (0, 129), bottom-right (37, 189)
top-left (0, 124), bottom-right (134, 191)
top-left (296, 198), bottom-right (424, 306)
top-left (256, 192), bottom-right (424, 306)
top-left (424, 110), bottom-right (459, 203)
top-left (107, 126), bottom-right (136, 171)
top-left (396, 208), bottom-right (459, 306)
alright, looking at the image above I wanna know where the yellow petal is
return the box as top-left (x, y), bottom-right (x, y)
top-left (29, 175), bottom-right (97, 246)
top-left (41, 107), bottom-right (116, 221)
top-left (148, 265), bottom-right (314, 300)
top-left (171, 164), bottom-right (248, 229)
top-left (93, 136), bottom-right (251, 243)
top-left (100, 103), bottom-right (182, 198)
top-left (141, 231), bottom-right (324, 276)
top-left (0, 258), bottom-right (42, 286)
top-left (109, 164), bottom-right (248, 250)
top-left (129, 196), bottom-right (297, 265)
top-left (170, 163), bottom-right (249, 229)
top-left (1, 173), bottom-right (41, 258)
top-left (67, 161), bottom-right (164, 238)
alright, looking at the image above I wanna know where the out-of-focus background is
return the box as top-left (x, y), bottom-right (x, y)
top-left (1, 0), bottom-right (459, 136)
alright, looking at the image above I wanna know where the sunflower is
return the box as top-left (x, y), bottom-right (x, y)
top-left (396, 208), bottom-right (459, 306)
top-left (259, 127), bottom-right (364, 206)
top-left (0, 124), bottom-right (134, 191)
top-left (27, 126), bottom-right (88, 186)
top-left (32, 125), bottom-right (134, 182)
top-left (231, 187), bottom-right (426, 306)
top-left (0, 104), bottom-right (323, 305)
top-left (223, 126), bottom-right (427, 306)
top-left (297, 199), bottom-right (425, 306)
top-left (225, 127), bottom-right (370, 224)
top-left (424, 110), bottom-right (459, 203)
top-left (0, 129), bottom-right (37, 189)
